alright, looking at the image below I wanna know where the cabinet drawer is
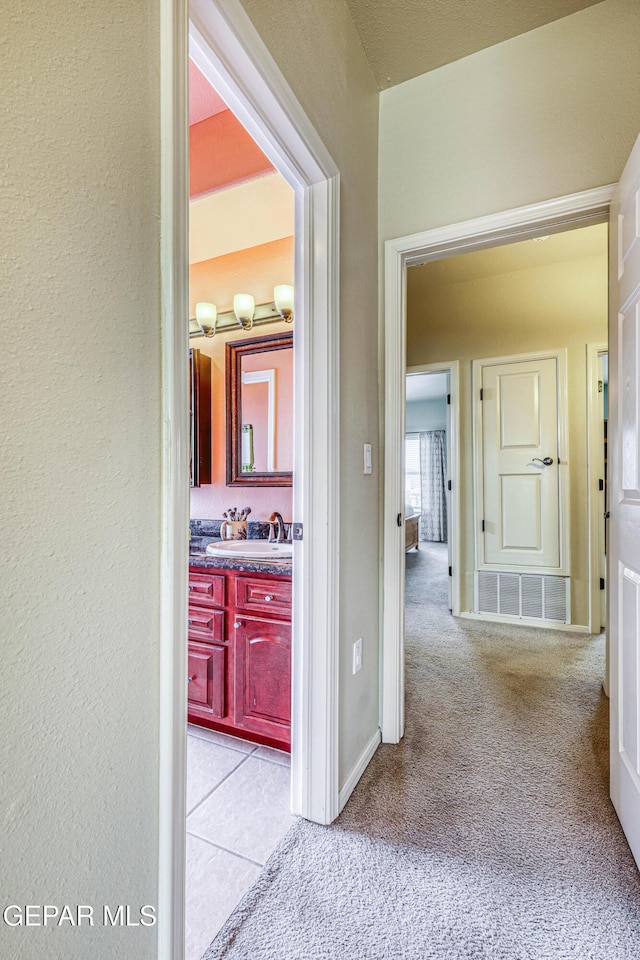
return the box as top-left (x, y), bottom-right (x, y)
top-left (188, 608), bottom-right (224, 643)
top-left (235, 576), bottom-right (291, 617)
top-left (188, 642), bottom-right (225, 718)
top-left (188, 572), bottom-right (225, 608)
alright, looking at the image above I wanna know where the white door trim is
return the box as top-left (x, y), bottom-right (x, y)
top-left (586, 341), bottom-right (609, 641)
top-left (406, 361), bottom-right (462, 617)
top-left (159, 1), bottom-right (341, 957)
top-left (471, 348), bottom-right (570, 576)
top-left (382, 184), bottom-right (615, 744)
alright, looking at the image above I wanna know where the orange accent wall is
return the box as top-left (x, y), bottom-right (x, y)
top-left (189, 110), bottom-right (273, 198)
top-left (189, 238), bottom-right (294, 522)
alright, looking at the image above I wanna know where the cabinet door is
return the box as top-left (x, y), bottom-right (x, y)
top-left (234, 616), bottom-right (291, 740)
top-left (188, 642), bottom-right (225, 718)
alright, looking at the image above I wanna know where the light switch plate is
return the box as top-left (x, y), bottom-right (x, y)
top-left (363, 443), bottom-right (372, 475)
top-left (353, 637), bottom-right (363, 674)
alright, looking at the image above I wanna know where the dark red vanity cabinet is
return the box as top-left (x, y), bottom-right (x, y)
top-left (234, 616), bottom-right (291, 741)
top-left (187, 566), bottom-right (291, 750)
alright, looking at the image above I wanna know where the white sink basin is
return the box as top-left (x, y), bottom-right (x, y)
top-left (206, 540), bottom-right (293, 560)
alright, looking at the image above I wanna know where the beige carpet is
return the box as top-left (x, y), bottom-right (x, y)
top-left (203, 543), bottom-right (640, 959)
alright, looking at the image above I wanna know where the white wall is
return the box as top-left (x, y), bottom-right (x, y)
top-left (379, 0), bottom-right (640, 242)
top-left (240, 0), bottom-right (380, 786)
top-left (406, 398), bottom-right (447, 433)
top-left (0, 2), bottom-right (161, 958)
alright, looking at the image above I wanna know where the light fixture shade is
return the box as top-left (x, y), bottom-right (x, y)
top-left (274, 284), bottom-right (294, 322)
top-left (233, 293), bottom-right (255, 330)
top-left (196, 301), bottom-right (218, 337)
top-left (195, 301), bottom-right (217, 324)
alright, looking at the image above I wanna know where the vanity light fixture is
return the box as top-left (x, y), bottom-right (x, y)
top-left (233, 293), bottom-right (255, 331)
top-left (190, 301), bottom-right (218, 338)
top-left (189, 287), bottom-right (295, 338)
top-left (273, 284), bottom-right (294, 323)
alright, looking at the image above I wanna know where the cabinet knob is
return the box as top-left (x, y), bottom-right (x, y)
top-left (264, 595), bottom-right (273, 602)
top-left (188, 676), bottom-right (194, 683)
top-left (234, 621), bottom-right (241, 628)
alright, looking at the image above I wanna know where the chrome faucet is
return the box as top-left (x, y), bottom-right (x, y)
top-left (268, 512), bottom-right (290, 542)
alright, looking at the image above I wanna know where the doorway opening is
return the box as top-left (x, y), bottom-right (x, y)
top-left (185, 57), bottom-right (296, 960)
top-left (381, 185), bottom-right (614, 743)
top-left (159, 3), bottom-right (341, 958)
top-left (404, 365), bottom-right (460, 619)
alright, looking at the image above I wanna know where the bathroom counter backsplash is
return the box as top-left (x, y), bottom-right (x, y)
top-left (189, 518), bottom-right (292, 577)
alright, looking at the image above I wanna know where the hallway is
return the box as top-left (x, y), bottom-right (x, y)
top-left (204, 551), bottom-right (640, 959)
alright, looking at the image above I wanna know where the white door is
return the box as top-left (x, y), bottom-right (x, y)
top-left (609, 133), bottom-right (640, 868)
top-left (479, 356), bottom-right (561, 569)
top-left (446, 374), bottom-right (452, 611)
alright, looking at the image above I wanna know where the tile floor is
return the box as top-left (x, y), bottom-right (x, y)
top-left (185, 723), bottom-right (294, 960)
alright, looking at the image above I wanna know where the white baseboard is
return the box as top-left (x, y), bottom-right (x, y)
top-left (338, 728), bottom-right (381, 813)
top-left (459, 611), bottom-right (591, 633)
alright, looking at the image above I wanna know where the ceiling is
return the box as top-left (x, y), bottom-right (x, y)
top-left (406, 372), bottom-right (448, 403)
top-left (343, 0), bottom-right (604, 88)
top-left (410, 222), bottom-right (608, 289)
top-left (188, 60), bottom-right (294, 266)
top-left (189, 60), bottom-right (228, 124)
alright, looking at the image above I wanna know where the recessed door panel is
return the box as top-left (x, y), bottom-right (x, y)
top-left (499, 373), bottom-right (541, 448)
top-left (499, 474), bottom-right (541, 551)
top-left (620, 565), bottom-right (640, 780)
top-left (621, 298), bottom-right (640, 498)
top-left (481, 356), bottom-right (560, 568)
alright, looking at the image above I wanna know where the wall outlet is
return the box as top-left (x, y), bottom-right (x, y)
top-left (353, 637), bottom-right (363, 674)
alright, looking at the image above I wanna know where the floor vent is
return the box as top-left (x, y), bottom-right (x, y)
top-left (476, 571), bottom-right (570, 623)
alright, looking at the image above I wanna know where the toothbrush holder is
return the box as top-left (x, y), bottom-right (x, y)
top-left (220, 519), bottom-right (247, 541)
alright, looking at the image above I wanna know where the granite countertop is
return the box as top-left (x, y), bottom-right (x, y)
top-left (189, 537), bottom-right (292, 577)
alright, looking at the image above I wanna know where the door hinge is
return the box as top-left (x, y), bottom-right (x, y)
top-left (447, 393), bottom-right (451, 405)
top-left (598, 478), bottom-right (604, 491)
top-left (292, 522), bottom-right (303, 540)
top-left (479, 388), bottom-right (483, 401)
top-left (447, 479), bottom-right (452, 491)
top-left (448, 565), bottom-right (452, 577)
top-left (600, 577), bottom-right (605, 590)
top-left (481, 520), bottom-right (485, 532)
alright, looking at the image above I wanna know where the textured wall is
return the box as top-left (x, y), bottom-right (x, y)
top-left (0, 2), bottom-right (161, 957)
top-left (239, 0), bottom-right (380, 785)
top-left (408, 252), bottom-right (608, 624)
top-left (379, 0), bottom-right (640, 242)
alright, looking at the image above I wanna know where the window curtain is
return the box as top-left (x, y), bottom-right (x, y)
top-left (420, 430), bottom-right (447, 542)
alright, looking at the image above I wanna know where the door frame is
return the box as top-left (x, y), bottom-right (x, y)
top-left (472, 348), bottom-right (570, 576)
top-left (382, 184), bottom-right (615, 743)
top-left (405, 361), bottom-right (461, 617)
top-left (587, 341), bottom-right (609, 641)
top-left (159, 1), bottom-right (341, 957)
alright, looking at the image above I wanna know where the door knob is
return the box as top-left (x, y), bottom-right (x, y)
top-left (530, 457), bottom-right (554, 467)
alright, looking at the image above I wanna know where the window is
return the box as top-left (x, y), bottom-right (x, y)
top-left (405, 433), bottom-right (421, 515)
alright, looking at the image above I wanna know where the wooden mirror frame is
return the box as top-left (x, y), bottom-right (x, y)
top-left (226, 331), bottom-right (293, 486)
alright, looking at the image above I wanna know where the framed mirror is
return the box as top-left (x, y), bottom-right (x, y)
top-left (226, 332), bottom-right (293, 486)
